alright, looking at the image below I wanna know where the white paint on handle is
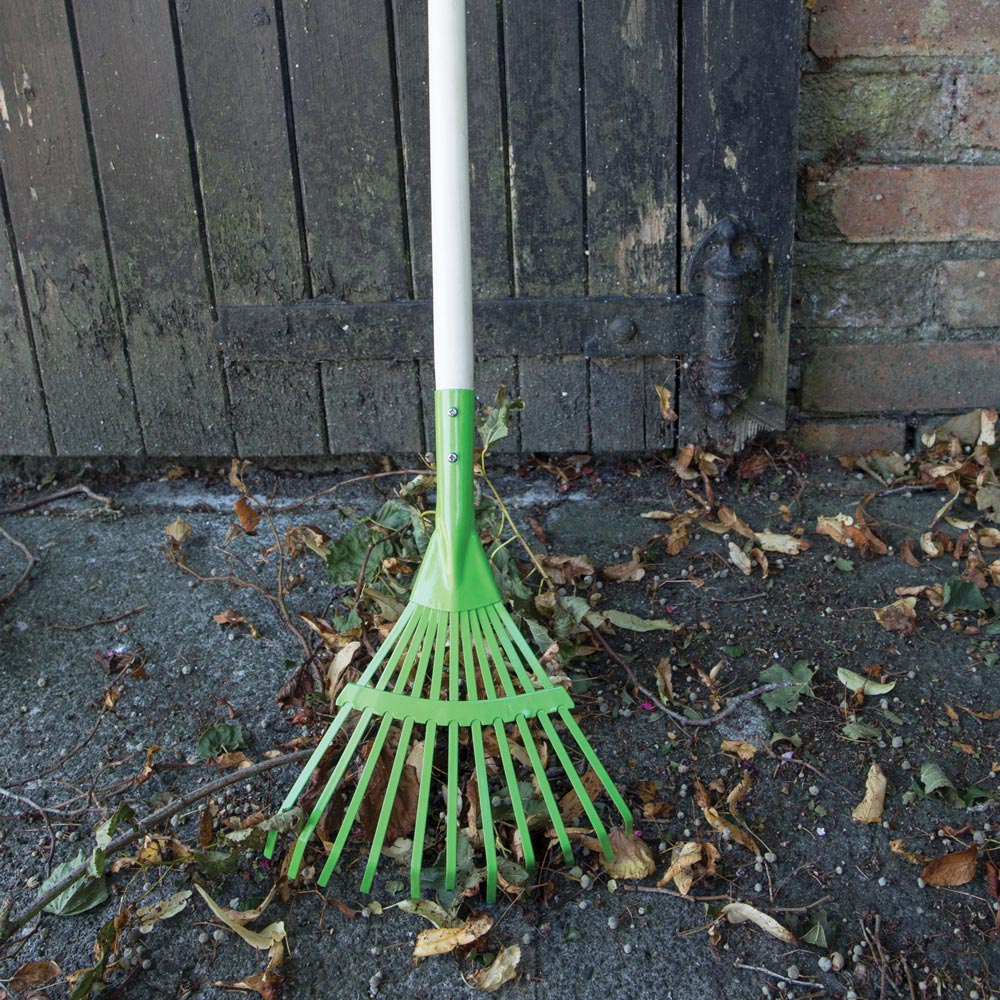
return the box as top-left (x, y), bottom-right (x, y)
top-left (428, 0), bottom-right (474, 390)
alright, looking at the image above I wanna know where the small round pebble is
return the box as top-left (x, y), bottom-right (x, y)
top-left (764, 851), bottom-right (776, 863)
top-left (786, 965), bottom-right (800, 980)
top-left (818, 956), bottom-right (833, 973)
top-left (892, 736), bottom-right (903, 749)
top-left (831, 952), bottom-right (845, 972)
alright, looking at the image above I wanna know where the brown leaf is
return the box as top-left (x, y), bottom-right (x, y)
top-left (874, 598), bottom-right (918, 636)
top-left (720, 739), bottom-right (758, 761)
top-left (209, 751), bottom-right (253, 770)
top-left (900, 537), bottom-right (922, 567)
top-left (851, 762), bottom-right (887, 825)
top-left (234, 497), bottom-right (261, 535)
top-left (890, 839), bottom-right (932, 865)
top-left (538, 554), bottom-right (595, 586)
top-left (719, 902), bottom-right (796, 943)
top-left (357, 733), bottom-right (419, 845)
top-left (754, 531), bottom-right (810, 555)
top-left (11, 961), bottom-right (62, 992)
top-left (737, 452), bottom-right (770, 480)
top-left (413, 913), bottom-right (493, 958)
top-left (701, 804), bottom-right (760, 857)
top-left (654, 657), bottom-right (674, 703)
top-left (654, 384), bottom-right (678, 422)
top-left (471, 944), bottom-right (521, 992)
top-left (600, 827), bottom-right (656, 880)
top-left (558, 769), bottom-right (604, 824)
top-left (527, 517), bottom-right (547, 544)
top-left (986, 860), bottom-right (999, 899)
top-left (601, 560), bottom-right (646, 582)
top-left (921, 844), bottom-right (978, 888)
top-left (164, 517), bottom-right (192, 544)
top-left (657, 840), bottom-right (704, 893)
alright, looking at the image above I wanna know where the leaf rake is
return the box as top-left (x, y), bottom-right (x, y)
top-left (264, 0), bottom-right (632, 903)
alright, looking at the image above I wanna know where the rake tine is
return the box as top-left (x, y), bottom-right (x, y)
top-left (461, 611), bottom-right (497, 903)
top-left (444, 612), bottom-right (460, 891)
top-left (411, 610), bottom-right (448, 897)
top-left (559, 708), bottom-right (633, 833)
top-left (539, 714), bottom-right (613, 858)
top-left (473, 607), bottom-right (536, 875)
top-left (289, 707), bottom-right (374, 878)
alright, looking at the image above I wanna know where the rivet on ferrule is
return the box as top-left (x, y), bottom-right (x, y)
top-left (447, 453), bottom-right (458, 463)
top-left (447, 407), bottom-right (458, 417)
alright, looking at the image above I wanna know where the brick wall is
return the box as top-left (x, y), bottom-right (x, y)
top-left (791, 0), bottom-right (1000, 454)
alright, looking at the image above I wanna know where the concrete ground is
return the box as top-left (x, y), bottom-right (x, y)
top-left (0, 451), bottom-right (998, 1000)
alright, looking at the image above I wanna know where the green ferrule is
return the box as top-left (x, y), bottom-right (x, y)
top-left (409, 390), bottom-right (502, 612)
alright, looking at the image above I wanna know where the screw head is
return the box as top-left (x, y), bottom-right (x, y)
top-left (447, 406), bottom-right (458, 417)
top-left (447, 453), bottom-right (458, 463)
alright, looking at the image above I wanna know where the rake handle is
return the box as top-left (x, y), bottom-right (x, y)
top-left (429, 0), bottom-right (474, 391)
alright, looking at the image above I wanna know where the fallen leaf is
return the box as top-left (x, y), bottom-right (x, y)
top-left (720, 739), bottom-right (758, 761)
top-left (602, 560), bottom-right (646, 582)
top-left (558, 769), bottom-right (604, 824)
top-left (890, 839), bottom-right (932, 865)
top-left (851, 763), bottom-right (887, 824)
top-left (600, 827), bottom-right (656, 880)
top-left (471, 944), bottom-right (521, 992)
top-left (234, 497), bottom-right (261, 534)
top-left (11, 961), bottom-right (62, 992)
top-left (658, 840), bottom-right (705, 894)
top-left (135, 890), bottom-right (192, 933)
top-left (194, 884), bottom-right (286, 951)
top-left (655, 384), bottom-right (678, 422)
top-left (874, 598), bottom-right (918, 636)
top-left (413, 913), bottom-right (492, 958)
top-left (654, 658), bottom-right (674, 703)
top-left (754, 531), bottom-right (810, 555)
top-left (921, 844), bottom-right (978, 888)
top-left (728, 541), bottom-right (753, 575)
top-left (718, 902), bottom-right (796, 943)
top-left (164, 517), bottom-right (192, 544)
top-left (538, 554), bottom-right (595, 586)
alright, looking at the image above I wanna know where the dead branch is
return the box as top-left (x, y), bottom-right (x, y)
top-left (0, 484), bottom-right (114, 515)
top-left (0, 527), bottom-right (38, 605)
top-left (48, 603), bottom-right (150, 632)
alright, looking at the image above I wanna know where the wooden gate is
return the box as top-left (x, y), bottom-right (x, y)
top-left (0, 1), bottom-right (800, 459)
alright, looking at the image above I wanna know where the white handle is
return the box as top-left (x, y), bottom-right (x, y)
top-left (428, 0), bottom-right (474, 390)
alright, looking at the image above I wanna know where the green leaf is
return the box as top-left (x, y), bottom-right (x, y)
top-left (196, 721), bottom-right (246, 759)
top-left (920, 763), bottom-right (960, 804)
top-left (40, 850), bottom-right (109, 916)
top-left (477, 385), bottom-right (524, 454)
top-left (599, 609), bottom-right (680, 632)
top-left (95, 802), bottom-right (135, 851)
top-left (842, 721), bottom-right (881, 741)
top-left (723, 644), bottom-right (745, 658)
top-left (836, 667), bottom-right (896, 696)
top-left (801, 911), bottom-right (830, 948)
top-left (940, 578), bottom-right (988, 613)
top-left (759, 660), bottom-right (816, 714)
top-left (834, 557), bottom-right (854, 572)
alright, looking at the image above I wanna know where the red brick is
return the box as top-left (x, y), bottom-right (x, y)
top-left (801, 342), bottom-right (1000, 414)
top-left (811, 0), bottom-right (1000, 57)
top-left (831, 166), bottom-right (1000, 242)
top-left (794, 420), bottom-right (908, 455)
top-left (937, 260), bottom-right (1000, 327)
top-left (955, 74), bottom-right (1000, 149)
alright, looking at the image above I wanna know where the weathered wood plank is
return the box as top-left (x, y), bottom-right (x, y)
top-left (215, 294), bottom-right (698, 361)
top-left (590, 358), bottom-right (644, 452)
top-left (681, 0), bottom-right (800, 442)
top-left (73, 0), bottom-right (231, 455)
top-left (177, 0), bottom-right (325, 458)
top-left (177, 0), bottom-right (303, 304)
top-left (227, 362), bottom-right (326, 456)
top-left (518, 357), bottom-right (589, 454)
top-left (283, 0), bottom-right (408, 300)
top-left (392, 0), bottom-right (511, 300)
top-left (323, 360), bottom-right (423, 455)
top-left (583, 0), bottom-right (678, 295)
top-left (0, 212), bottom-right (50, 454)
top-left (0, 1), bottom-right (141, 455)
top-left (502, 1), bottom-right (585, 297)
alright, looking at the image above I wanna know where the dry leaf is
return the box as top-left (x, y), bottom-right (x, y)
top-left (538, 554), bottom-right (595, 586)
top-left (194, 884), bottom-right (286, 950)
top-left (657, 840), bottom-right (703, 894)
top-left (727, 542), bottom-right (753, 575)
top-left (164, 517), bottom-right (192, 544)
top-left (135, 890), bottom-right (192, 933)
top-left (11, 961), bottom-right (62, 992)
top-left (558, 769), bottom-right (604, 825)
top-left (471, 944), bottom-right (521, 992)
top-left (921, 844), bottom-right (978, 888)
top-left (720, 739), bottom-right (758, 761)
top-left (600, 827), bottom-right (656, 880)
top-left (718, 902), bottom-right (796, 943)
top-left (851, 763), bottom-right (887, 824)
top-left (654, 657), bottom-right (674, 703)
top-left (874, 598), bottom-right (918, 636)
top-left (234, 497), bottom-right (261, 534)
top-left (413, 913), bottom-right (493, 958)
top-left (602, 560), bottom-right (646, 582)
top-left (889, 839), bottom-right (932, 865)
top-left (754, 531), bottom-right (810, 555)
top-left (655, 384), bottom-right (678, 422)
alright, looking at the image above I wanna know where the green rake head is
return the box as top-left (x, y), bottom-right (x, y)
top-left (264, 390), bottom-right (632, 902)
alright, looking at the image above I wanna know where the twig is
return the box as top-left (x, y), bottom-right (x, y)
top-left (710, 592), bottom-right (767, 604)
top-left (0, 528), bottom-right (38, 605)
top-left (0, 484), bottom-right (114, 516)
top-left (734, 963), bottom-right (821, 990)
top-left (48, 604), bottom-right (150, 632)
top-left (270, 470), bottom-right (427, 515)
top-left (588, 625), bottom-right (799, 728)
top-left (480, 469), bottom-right (553, 589)
top-left (0, 787), bottom-right (58, 872)
top-left (0, 748), bottom-right (312, 946)
top-left (622, 885), bottom-right (732, 901)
